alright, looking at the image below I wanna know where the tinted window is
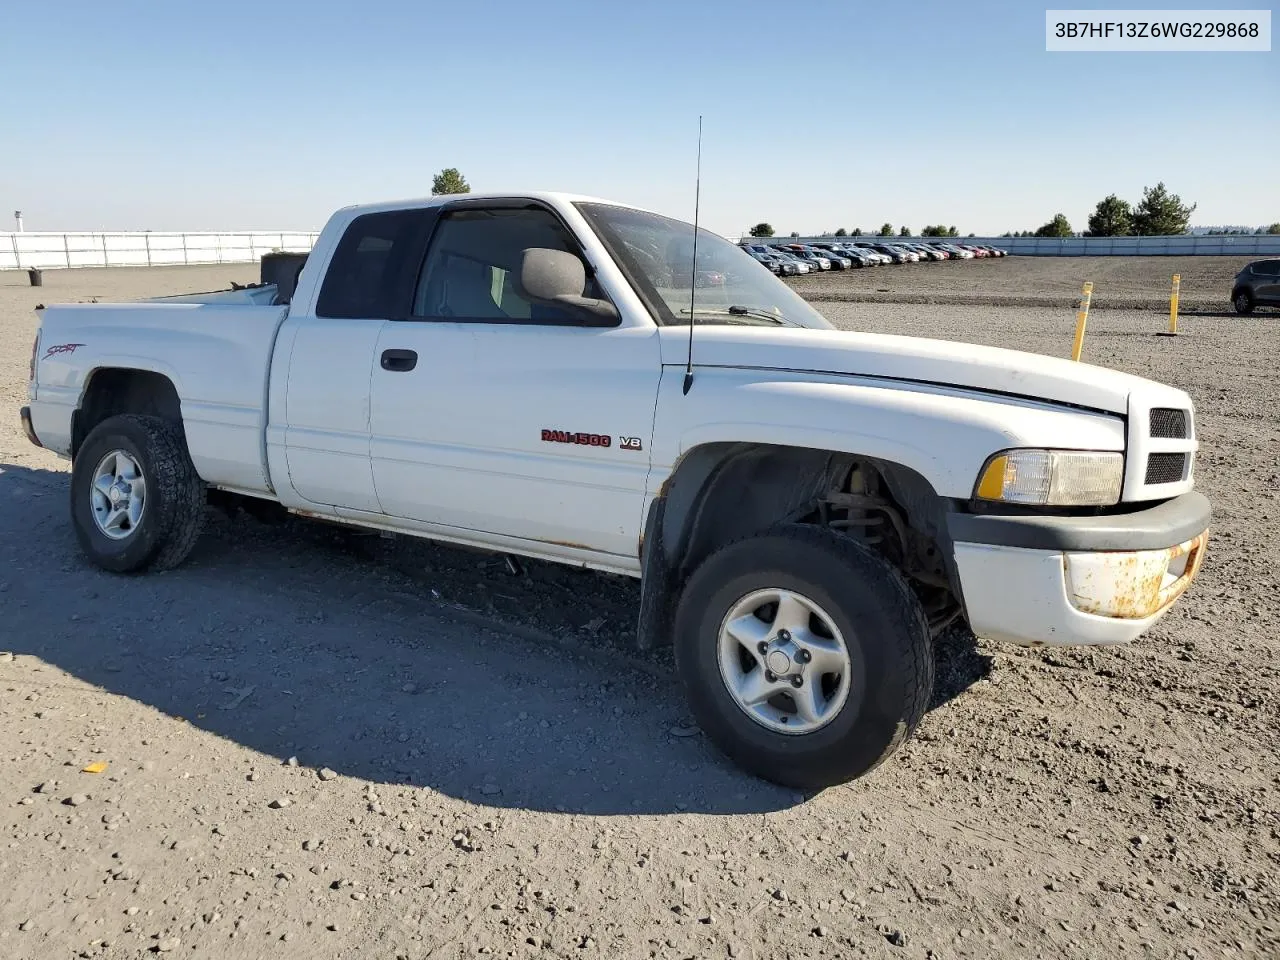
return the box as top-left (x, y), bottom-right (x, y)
top-left (1252, 260), bottom-right (1280, 276)
top-left (316, 210), bottom-right (427, 319)
top-left (412, 207), bottom-right (602, 324)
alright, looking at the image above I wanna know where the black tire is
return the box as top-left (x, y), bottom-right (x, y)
top-left (70, 414), bottom-right (205, 573)
top-left (1232, 289), bottom-right (1254, 315)
top-left (673, 525), bottom-right (933, 790)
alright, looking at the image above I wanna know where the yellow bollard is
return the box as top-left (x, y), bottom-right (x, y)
top-left (1158, 274), bottom-right (1181, 337)
top-left (1071, 281), bottom-right (1093, 362)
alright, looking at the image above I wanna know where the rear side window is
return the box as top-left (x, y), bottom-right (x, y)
top-left (316, 210), bottom-right (428, 319)
top-left (1252, 260), bottom-right (1280, 277)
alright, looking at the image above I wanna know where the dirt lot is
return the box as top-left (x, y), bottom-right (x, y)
top-left (1, 262), bottom-right (1276, 960)
top-left (790, 253), bottom-right (1257, 313)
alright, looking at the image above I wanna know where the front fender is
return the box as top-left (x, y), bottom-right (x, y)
top-left (651, 369), bottom-right (1126, 500)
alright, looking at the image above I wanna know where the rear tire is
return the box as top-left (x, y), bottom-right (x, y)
top-left (1233, 289), bottom-right (1254, 315)
top-left (71, 414), bottom-right (206, 573)
top-left (673, 525), bottom-right (933, 790)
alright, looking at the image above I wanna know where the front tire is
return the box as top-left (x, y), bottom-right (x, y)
top-left (673, 525), bottom-right (933, 790)
top-left (71, 414), bottom-right (206, 573)
top-left (1233, 289), bottom-right (1254, 315)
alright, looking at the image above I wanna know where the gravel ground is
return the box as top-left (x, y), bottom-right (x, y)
top-left (1, 263), bottom-right (1276, 960)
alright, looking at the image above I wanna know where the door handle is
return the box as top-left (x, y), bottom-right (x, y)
top-left (380, 349), bottom-right (418, 372)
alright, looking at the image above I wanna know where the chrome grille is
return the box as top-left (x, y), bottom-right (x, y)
top-left (1149, 408), bottom-right (1189, 439)
top-left (1145, 452), bottom-right (1187, 485)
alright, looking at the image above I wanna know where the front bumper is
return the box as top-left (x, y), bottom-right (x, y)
top-left (948, 492), bottom-right (1210, 647)
top-left (19, 406), bottom-right (42, 448)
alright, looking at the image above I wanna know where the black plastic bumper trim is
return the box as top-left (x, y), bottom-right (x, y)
top-left (947, 491), bottom-right (1211, 552)
top-left (19, 406), bottom-right (41, 448)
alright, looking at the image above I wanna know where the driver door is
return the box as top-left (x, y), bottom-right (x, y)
top-left (367, 201), bottom-right (661, 561)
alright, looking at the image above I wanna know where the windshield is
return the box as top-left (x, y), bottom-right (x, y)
top-left (574, 202), bottom-right (834, 329)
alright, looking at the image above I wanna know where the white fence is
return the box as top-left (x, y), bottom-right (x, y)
top-left (1, 231), bottom-right (319, 271)
top-left (963, 234), bottom-right (1280, 257)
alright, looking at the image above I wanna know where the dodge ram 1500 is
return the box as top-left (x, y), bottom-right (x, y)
top-left (22, 192), bottom-right (1210, 788)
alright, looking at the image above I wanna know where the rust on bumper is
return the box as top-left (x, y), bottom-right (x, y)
top-left (1065, 531), bottom-right (1209, 620)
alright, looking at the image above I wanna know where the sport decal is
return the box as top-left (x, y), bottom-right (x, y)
top-left (43, 343), bottom-right (86, 360)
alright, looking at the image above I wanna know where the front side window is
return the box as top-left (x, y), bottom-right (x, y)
top-left (412, 207), bottom-right (604, 324)
top-left (1252, 260), bottom-right (1280, 277)
top-left (575, 202), bottom-right (833, 330)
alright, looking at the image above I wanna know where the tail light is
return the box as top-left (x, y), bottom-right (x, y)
top-left (29, 333), bottom-right (40, 383)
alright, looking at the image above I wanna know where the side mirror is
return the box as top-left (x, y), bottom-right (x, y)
top-left (519, 248), bottom-right (619, 327)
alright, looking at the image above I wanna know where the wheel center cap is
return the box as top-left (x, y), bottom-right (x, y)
top-left (765, 649), bottom-right (792, 676)
top-left (109, 487), bottom-right (122, 504)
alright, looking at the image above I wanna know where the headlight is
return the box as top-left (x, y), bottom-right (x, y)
top-left (975, 450), bottom-right (1123, 506)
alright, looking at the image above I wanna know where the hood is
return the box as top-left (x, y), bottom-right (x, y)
top-left (659, 325), bottom-right (1170, 415)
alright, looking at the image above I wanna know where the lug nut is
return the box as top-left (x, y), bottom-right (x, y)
top-left (765, 671), bottom-right (777, 683)
top-left (791, 676), bottom-right (803, 688)
top-left (757, 641), bottom-right (769, 655)
top-left (796, 649), bottom-right (811, 664)
top-left (777, 629), bottom-right (791, 642)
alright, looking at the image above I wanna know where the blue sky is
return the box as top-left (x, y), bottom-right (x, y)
top-left (4, 0), bottom-right (1276, 236)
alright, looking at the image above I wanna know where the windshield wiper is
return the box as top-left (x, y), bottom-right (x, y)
top-left (678, 305), bottom-right (797, 327)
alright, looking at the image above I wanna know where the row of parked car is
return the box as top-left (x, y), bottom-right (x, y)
top-left (739, 239), bottom-right (1009, 275)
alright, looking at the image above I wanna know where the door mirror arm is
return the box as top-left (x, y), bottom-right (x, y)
top-left (559, 296), bottom-right (620, 327)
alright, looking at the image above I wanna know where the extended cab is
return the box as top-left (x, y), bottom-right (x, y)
top-left (22, 192), bottom-right (1211, 789)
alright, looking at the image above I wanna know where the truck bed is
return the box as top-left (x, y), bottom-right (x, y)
top-left (29, 299), bottom-right (290, 496)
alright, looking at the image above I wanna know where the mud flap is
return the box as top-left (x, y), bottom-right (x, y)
top-left (636, 496), bottom-right (677, 651)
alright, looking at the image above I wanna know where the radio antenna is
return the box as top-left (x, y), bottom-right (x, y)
top-left (682, 115), bottom-right (703, 396)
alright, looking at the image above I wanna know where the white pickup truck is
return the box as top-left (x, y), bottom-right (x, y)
top-left (22, 192), bottom-right (1210, 789)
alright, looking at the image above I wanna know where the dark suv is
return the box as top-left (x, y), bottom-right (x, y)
top-left (1232, 259), bottom-right (1280, 314)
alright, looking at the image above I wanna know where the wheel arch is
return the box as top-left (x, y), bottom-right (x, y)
top-left (638, 441), bottom-right (966, 649)
top-left (73, 367), bottom-right (185, 461)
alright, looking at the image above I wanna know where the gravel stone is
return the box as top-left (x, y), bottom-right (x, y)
top-left (0, 260), bottom-right (1276, 960)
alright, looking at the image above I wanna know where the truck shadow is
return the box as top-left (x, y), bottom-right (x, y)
top-left (0, 461), bottom-right (985, 816)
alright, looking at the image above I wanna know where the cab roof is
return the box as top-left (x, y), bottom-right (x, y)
top-left (335, 191), bottom-right (651, 218)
